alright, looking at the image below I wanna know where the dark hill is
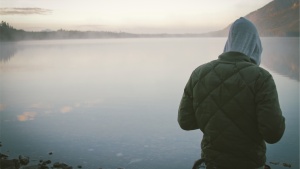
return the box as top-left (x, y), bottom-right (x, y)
top-left (205, 0), bottom-right (299, 37)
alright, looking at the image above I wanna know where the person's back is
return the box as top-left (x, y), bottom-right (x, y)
top-left (178, 17), bottom-right (285, 169)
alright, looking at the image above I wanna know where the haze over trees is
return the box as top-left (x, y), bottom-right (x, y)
top-left (0, 21), bottom-right (143, 41)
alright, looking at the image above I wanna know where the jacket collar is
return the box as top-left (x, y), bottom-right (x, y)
top-left (218, 51), bottom-right (256, 64)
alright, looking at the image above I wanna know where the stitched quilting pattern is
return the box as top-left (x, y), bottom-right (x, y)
top-left (192, 59), bottom-right (265, 151)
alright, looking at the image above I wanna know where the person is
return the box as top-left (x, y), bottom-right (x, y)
top-left (177, 17), bottom-right (285, 169)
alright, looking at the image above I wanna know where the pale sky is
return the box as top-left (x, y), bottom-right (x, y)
top-left (0, 0), bottom-right (273, 33)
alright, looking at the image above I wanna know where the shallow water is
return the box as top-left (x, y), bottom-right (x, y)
top-left (0, 38), bottom-right (298, 169)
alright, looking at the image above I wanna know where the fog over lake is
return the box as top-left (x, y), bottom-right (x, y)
top-left (0, 38), bottom-right (298, 169)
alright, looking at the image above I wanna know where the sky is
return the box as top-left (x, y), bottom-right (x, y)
top-left (0, 0), bottom-right (273, 34)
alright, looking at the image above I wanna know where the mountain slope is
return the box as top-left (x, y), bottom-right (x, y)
top-left (205, 0), bottom-right (299, 37)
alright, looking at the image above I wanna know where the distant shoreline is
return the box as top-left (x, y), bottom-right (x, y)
top-left (1, 21), bottom-right (299, 42)
top-left (1, 35), bottom-right (298, 43)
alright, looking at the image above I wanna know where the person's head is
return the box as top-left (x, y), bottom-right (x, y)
top-left (223, 17), bottom-right (262, 65)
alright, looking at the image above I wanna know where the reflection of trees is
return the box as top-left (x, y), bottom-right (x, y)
top-left (0, 42), bottom-right (17, 63)
top-left (262, 38), bottom-right (299, 81)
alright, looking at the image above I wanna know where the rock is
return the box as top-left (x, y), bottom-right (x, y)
top-left (40, 160), bottom-right (51, 165)
top-left (19, 155), bottom-right (30, 165)
top-left (0, 159), bottom-right (21, 169)
top-left (48, 152), bottom-right (53, 156)
top-left (42, 160), bottom-right (51, 165)
top-left (52, 162), bottom-right (72, 169)
top-left (282, 163), bottom-right (292, 168)
top-left (37, 159), bottom-right (53, 169)
top-left (0, 153), bottom-right (9, 159)
top-left (264, 164), bottom-right (271, 169)
top-left (53, 162), bottom-right (60, 168)
top-left (77, 165), bottom-right (82, 169)
top-left (22, 165), bottom-right (40, 169)
top-left (270, 161), bottom-right (280, 165)
top-left (39, 165), bottom-right (49, 169)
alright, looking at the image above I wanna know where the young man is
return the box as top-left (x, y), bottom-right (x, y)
top-left (178, 17), bottom-right (285, 169)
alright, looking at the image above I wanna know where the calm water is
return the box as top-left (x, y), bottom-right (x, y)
top-left (0, 38), bottom-right (299, 169)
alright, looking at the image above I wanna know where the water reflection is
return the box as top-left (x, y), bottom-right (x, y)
top-left (17, 111), bottom-right (37, 121)
top-left (10, 98), bottom-right (106, 122)
top-left (0, 38), bottom-right (298, 169)
top-left (261, 37), bottom-right (299, 81)
top-left (1, 38), bottom-right (298, 82)
top-left (0, 42), bottom-right (18, 62)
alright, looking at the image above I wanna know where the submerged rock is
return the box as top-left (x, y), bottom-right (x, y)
top-left (270, 161), bottom-right (280, 165)
top-left (19, 155), bottom-right (30, 165)
top-left (283, 163), bottom-right (292, 168)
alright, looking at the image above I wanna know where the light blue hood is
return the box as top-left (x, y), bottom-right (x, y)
top-left (223, 17), bottom-right (262, 65)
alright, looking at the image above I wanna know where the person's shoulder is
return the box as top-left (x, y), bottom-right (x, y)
top-left (256, 66), bottom-right (272, 79)
top-left (187, 61), bottom-right (216, 84)
top-left (192, 60), bottom-right (217, 76)
top-left (238, 61), bottom-right (272, 77)
top-left (249, 66), bottom-right (275, 89)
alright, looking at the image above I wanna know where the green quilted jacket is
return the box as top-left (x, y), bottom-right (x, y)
top-left (178, 52), bottom-right (285, 169)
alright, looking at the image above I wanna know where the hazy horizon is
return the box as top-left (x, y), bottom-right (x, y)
top-left (0, 0), bottom-right (273, 34)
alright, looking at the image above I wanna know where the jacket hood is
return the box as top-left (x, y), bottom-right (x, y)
top-left (223, 17), bottom-right (262, 65)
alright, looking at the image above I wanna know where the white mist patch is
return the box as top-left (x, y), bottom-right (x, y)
top-left (116, 153), bottom-right (123, 157)
top-left (128, 158), bottom-right (142, 165)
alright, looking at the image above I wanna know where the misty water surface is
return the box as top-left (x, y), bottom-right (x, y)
top-left (0, 38), bottom-right (299, 169)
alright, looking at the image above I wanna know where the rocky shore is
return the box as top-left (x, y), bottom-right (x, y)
top-left (0, 140), bottom-right (110, 169)
top-left (0, 152), bottom-right (123, 169)
top-left (0, 152), bottom-right (80, 169)
top-left (0, 141), bottom-right (293, 169)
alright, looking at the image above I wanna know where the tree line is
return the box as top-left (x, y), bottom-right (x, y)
top-left (0, 21), bottom-right (144, 41)
top-left (0, 21), bottom-right (209, 41)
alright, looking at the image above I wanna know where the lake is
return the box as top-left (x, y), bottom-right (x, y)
top-left (0, 38), bottom-right (299, 169)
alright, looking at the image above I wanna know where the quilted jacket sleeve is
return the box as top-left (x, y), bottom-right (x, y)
top-left (256, 74), bottom-right (285, 144)
top-left (178, 72), bottom-right (199, 130)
